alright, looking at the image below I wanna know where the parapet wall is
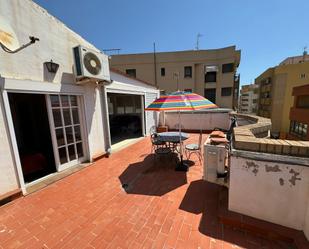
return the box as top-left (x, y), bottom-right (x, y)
top-left (230, 113), bottom-right (309, 241)
top-left (233, 113), bottom-right (309, 157)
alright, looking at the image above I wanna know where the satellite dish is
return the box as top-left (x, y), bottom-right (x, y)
top-left (0, 16), bottom-right (20, 51)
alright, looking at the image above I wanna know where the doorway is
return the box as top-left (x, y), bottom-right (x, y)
top-left (107, 93), bottom-right (143, 145)
top-left (8, 93), bottom-right (56, 183)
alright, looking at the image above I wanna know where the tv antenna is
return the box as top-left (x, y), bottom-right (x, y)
top-left (102, 48), bottom-right (121, 55)
top-left (303, 46), bottom-right (308, 55)
top-left (195, 33), bottom-right (203, 50)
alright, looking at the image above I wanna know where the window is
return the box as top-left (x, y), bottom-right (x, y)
top-left (126, 69), bottom-right (136, 78)
top-left (184, 89), bottom-right (192, 93)
top-left (290, 120), bottom-right (308, 138)
top-left (161, 68), bottom-right (165, 76)
top-left (221, 87), bottom-right (232, 96)
top-left (222, 63), bottom-right (234, 73)
top-left (297, 95), bottom-right (309, 108)
top-left (204, 88), bottom-right (216, 103)
top-left (50, 95), bottom-right (84, 165)
top-left (205, 72), bottom-right (217, 83)
top-left (184, 66), bottom-right (192, 78)
top-left (300, 73), bottom-right (306, 79)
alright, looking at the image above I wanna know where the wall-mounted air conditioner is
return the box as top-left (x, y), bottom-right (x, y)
top-left (205, 65), bottom-right (219, 73)
top-left (73, 45), bottom-right (110, 83)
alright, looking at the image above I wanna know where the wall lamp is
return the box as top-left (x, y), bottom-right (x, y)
top-left (44, 60), bottom-right (59, 73)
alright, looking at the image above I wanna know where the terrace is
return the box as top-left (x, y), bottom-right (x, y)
top-left (0, 113), bottom-right (309, 248)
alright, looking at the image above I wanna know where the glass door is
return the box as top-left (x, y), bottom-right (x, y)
top-left (48, 94), bottom-right (86, 171)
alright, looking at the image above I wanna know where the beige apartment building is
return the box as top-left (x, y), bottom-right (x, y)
top-left (110, 46), bottom-right (241, 109)
top-left (255, 54), bottom-right (309, 138)
top-left (239, 84), bottom-right (259, 114)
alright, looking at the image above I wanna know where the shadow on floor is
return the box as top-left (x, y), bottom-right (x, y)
top-left (179, 180), bottom-right (295, 249)
top-left (118, 153), bottom-right (187, 196)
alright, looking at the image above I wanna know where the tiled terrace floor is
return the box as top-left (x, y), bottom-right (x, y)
top-left (0, 134), bottom-right (297, 248)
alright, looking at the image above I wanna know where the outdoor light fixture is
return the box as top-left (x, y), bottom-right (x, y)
top-left (44, 60), bottom-right (59, 73)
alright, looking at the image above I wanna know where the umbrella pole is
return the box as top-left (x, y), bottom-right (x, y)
top-left (176, 110), bottom-right (188, 171)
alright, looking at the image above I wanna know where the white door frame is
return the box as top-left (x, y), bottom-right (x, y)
top-left (1, 90), bottom-right (26, 194)
top-left (105, 88), bottom-right (147, 146)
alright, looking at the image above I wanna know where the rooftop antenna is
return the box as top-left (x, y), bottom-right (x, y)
top-left (102, 48), bottom-right (121, 55)
top-left (302, 46), bottom-right (307, 62)
top-left (195, 33), bottom-right (203, 50)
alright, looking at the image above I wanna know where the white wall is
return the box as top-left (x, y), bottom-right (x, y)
top-left (83, 84), bottom-right (106, 159)
top-left (229, 155), bottom-right (309, 234)
top-left (0, 0), bottom-right (107, 196)
top-left (109, 72), bottom-right (158, 94)
top-left (0, 0), bottom-right (98, 83)
top-left (163, 111), bottom-right (231, 131)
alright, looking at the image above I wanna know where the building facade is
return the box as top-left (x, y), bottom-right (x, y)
top-left (288, 84), bottom-right (309, 140)
top-left (255, 57), bottom-right (309, 138)
top-left (110, 47), bottom-right (241, 109)
top-left (239, 84), bottom-right (259, 114)
top-left (0, 0), bottom-right (158, 198)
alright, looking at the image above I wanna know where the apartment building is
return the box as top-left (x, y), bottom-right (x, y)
top-left (255, 54), bottom-right (309, 137)
top-left (239, 84), bottom-right (259, 114)
top-left (288, 84), bottom-right (309, 140)
top-left (110, 46), bottom-right (241, 109)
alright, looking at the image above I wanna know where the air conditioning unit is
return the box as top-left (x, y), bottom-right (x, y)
top-left (203, 137), bottom-right (228, 186)
top-left (73, 45), bottom-right (110, 83)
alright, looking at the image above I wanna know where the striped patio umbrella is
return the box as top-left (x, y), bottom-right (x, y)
top-left (145, 91), bottom-right (217, 171)
top-left (145, 91), bottom-right (217, 111)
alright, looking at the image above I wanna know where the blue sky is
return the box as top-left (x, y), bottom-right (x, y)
top-left (34, 0), bottom-right (309, 85)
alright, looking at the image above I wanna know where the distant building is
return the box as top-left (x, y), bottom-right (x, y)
top-left (279, 52), bottom-right (309, 65)
top-left (288, 84), bottom-right (309, 140)
top-left (110, 46), bottom-right (241, 109)
top-left (239, 84), bottom-right (259, 114)
top-left (255, 54), bottom-right (309, 138)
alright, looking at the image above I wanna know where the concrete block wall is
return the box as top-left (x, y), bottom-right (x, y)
top-left (233, 113), bottom-right (309, 157)
top-left (230, 112), bottom-right (309, 240)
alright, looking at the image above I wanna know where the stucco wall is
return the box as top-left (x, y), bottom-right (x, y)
top-left (83, 84), bottom-right (106, 159)
top-left (229, 156), bottom-right (309, 232)
top-left (0, 0), bottom-right (98, 83)
top-left (163, 111), bottom-right (231, 131)
top-left (0, 92), bottom-right (19, 195)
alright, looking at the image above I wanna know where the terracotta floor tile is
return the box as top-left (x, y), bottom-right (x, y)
top-left (0, 134), bottom-right (300, 249)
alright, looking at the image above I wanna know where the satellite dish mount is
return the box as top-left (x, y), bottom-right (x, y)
top-left (0, 36), bottom-right (39, 54)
